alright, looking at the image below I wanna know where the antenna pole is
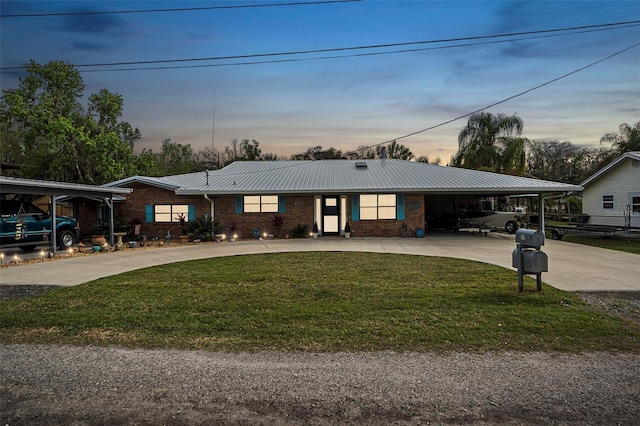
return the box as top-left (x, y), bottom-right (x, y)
top-left (211, 90), bottom-right (216, 150)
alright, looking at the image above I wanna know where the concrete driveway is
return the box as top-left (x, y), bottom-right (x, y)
top-left (1, 233), bottom-right (638, 291)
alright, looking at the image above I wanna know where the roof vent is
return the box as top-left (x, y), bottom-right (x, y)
top-left (355, 161), bottom-right (368, 169)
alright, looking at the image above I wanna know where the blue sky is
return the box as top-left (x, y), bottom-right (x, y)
top-left (1, 0), bottom-right (638, 162)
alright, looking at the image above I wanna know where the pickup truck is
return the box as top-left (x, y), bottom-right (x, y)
top-left (0, 199), bottom-right (79, 251)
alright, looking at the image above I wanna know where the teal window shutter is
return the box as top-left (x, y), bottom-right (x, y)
top-left (188, 204), bottom-right (195, 220)
top-left (278, 195), bottom-right (286, 213)
top-left (351, 195), bottom-right (360, 221)
top-left (397, 194), bottom-right (405, 220)
top-left (145, 205), bottom-right (153, 223)
top-left (235, 195), bottom-right (243, 214)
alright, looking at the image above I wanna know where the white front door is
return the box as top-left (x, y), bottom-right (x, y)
top-left (322, 196), bottom-right (340, 235)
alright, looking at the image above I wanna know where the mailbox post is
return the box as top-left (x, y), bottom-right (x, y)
top-left (512, 229), bottom-right (548, 292)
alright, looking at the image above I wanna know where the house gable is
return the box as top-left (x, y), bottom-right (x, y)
top-left (581, 153), bottom-right (640, 227)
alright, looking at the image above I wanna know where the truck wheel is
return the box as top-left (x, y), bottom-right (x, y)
top-left (58, 229), bottom-right (76, 249)
top-left (505, 221), bottom-right (519, 234)
top-left (551, 230), bottom-right (563, 240)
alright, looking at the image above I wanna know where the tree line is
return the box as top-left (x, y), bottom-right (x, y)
top-left (2, 61), bottom-right (637, 185)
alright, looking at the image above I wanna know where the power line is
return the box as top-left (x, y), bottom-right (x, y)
top-left (353, 42), bottom-right (640, 154)
top-left (0, 0), bottom-right (363, 18)
top-left (2, 20), bottom-right (637, 71)
top-left (66, 24), bottom-right (640, 73)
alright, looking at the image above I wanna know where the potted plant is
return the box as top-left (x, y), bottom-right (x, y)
top-left (176, 213), bottom-right (189, 242)
top-left (91, 223), bottom-right (108, 246)
top-left (312, 222), bottom-right (319, 238)
top-left (344, 221), bottom-right (351, 238)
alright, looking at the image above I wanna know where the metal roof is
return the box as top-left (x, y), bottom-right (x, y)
top-left (170, 160), bottom-right (583, 195)
top-left (103, 175), bottom-right (181, 191)
top-left (580, 151), bottom-right (640, 187)
top-left (0, 176), bottom-right (133, 198)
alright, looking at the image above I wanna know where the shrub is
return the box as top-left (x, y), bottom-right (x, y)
top-left (185, 215), bottom-right (220, 241)
top-left (290, 224), bottom-right (308, 238)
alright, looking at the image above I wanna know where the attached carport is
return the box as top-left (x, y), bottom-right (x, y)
top-left (0, 176), bottom-right (132, 254)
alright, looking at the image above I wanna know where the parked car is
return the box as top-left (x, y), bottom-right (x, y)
top-left (0, 199), bottom-right (79, 251)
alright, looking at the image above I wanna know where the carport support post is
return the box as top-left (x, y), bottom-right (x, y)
top-left (539, 194), bottom-right (545, 234)
top-left (105, 197), bottom-right (115, 246)
top-left (51, 195), bottom-right (57, 255)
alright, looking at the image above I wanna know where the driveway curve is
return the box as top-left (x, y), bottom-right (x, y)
top-left (1, 233), bottom-right (637, 291)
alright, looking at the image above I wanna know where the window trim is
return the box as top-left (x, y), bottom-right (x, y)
top-left (602, 194), bottom-right (614, 210)
top-left (237, 195), bottom-right (285, 214)
top-left (153, 204), bottom-right (190, 223)
top-left (359, 193), bottom-right (397, 221)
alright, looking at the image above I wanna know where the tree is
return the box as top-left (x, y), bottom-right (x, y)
top-left (193, 146), bottom-right (226, 170)
top-left (376, 140), bottom-right (414, 160)
top-left (345, 145), bottom-right (376, 160)
top-left (416, 155), bottom-right (442, 165)
top-left (260, 152), bottom-right (279, 161)
top-left (600, 121), bottom-right (640, 154)
top-left (0, 60), bottom-right (141, 184)
top-left (239, 139), bottom-right (261, 160)
top-left (290, 146), bottom-right (343, 160)
top-left (525, 140), bottom-right (619, 184)
top-left (156, 138), bottom-right (195, 175)
top-left (452, 112), bottom-right (525, 174)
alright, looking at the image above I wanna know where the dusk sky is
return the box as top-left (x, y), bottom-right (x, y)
top-left (1, 0), bottom-right (638, 162)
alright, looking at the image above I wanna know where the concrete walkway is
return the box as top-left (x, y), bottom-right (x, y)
top-left (1, 233), bottom-right (638, 291)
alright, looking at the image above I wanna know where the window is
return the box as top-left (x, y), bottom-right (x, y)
top-left (602, 195), bottom-right (614, 210)
top-left (360, 194), bottom-right (397, 220)
top-left (243, 195), bottom-right (279, 213)
top-left (632, 196), bottom-right (640, 213)
top-left (154, 205), bottom-right (190, 223)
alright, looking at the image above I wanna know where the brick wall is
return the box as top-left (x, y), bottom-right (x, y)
top-left (346, 194), bottom-right (425, 238)
top-left (113, 183), bottom-right (210, 240)
top-left (85, 183), bottom-right (427, 240)
top-left (213, 194), bottom-right (315, 239)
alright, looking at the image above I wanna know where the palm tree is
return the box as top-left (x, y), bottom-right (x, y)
top-left (453, 112), bottom-right (525, 174)
top-left (600, 121), bottom-right (640, 154)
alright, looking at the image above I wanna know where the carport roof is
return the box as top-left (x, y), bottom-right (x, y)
top-left (0, 176), bottom-right (132, 198)
top-left (168, 159), bottom-right (583, 195)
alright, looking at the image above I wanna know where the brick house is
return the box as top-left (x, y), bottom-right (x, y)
top-left (98, 159), bottom-right (582, 240)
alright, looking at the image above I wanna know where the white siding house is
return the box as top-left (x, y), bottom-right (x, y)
top-left (580, 152), bottom-right (640, 228)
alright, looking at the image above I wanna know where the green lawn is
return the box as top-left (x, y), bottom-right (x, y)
top-left (559, 235), bottom-right (640, 255)
top-left (1, 252), bottom-right (638, 352)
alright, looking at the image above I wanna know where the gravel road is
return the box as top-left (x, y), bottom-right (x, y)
top-left (2, 344), bottom-right (639, 425)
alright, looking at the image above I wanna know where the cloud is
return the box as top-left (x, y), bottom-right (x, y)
top-left (58, 13), bottom-right (125, 36)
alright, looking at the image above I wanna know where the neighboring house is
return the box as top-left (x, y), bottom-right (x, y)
top-left (580, 151), bottom-right (640, 228)
top-left (102, 159), bottom-right (582, 239)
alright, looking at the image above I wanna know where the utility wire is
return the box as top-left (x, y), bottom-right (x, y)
top-left (351, 42), bottom-right (640, 154)
top-left (66, 24), bottom-right (640, 73)
top-left (1, 20), bottom-right (637, 71)
top-left (0, 0), bottom-right (363, 18)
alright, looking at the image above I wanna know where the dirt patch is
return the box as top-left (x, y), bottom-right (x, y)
top-left (0, 285), bottom-right (60, 301)
top-left (577, 291), bottom-right (640, 326)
